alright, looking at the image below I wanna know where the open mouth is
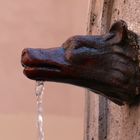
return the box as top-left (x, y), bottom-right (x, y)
top-left (23, 63), bottom-right (62, 72)
top-left (22, 59), bottom-right (63, 81)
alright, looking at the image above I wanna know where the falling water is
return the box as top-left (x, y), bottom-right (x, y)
top-left (35, 81), bottom-right (45, 140)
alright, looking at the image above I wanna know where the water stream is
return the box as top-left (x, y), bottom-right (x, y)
top-left (35, 81), bottom-right (45, 140)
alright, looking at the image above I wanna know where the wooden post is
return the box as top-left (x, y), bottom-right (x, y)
top-left (84, 0), bottom-right (140, 140)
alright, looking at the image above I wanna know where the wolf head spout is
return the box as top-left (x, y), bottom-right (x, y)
top-left (21, 20), bottom-right (140, 105)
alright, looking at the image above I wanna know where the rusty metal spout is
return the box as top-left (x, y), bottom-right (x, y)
top-left (21, 20), bottom-right (140, 105)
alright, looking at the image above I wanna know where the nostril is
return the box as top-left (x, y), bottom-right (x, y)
top-left (21, 48), bottom-right (32, 66)
top-left (22, 48), bottom-right (29, 58)
top-left (21, 48), bottom-right (41, 67)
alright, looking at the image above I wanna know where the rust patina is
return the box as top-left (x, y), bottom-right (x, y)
top-left (21, 20), bottom-right (140, 105)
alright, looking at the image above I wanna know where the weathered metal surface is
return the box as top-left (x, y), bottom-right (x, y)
top-left (21, 19), bottom-right (140, 105)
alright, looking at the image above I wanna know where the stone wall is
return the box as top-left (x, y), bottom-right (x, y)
top-left (85, 0), bottom-right (140, 140)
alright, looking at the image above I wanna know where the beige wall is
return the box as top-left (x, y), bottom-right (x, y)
top-left (0, 0), bottom-right (88, 139)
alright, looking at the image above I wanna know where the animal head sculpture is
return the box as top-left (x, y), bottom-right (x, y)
top-left (21, 20), bottom-right (140, 105)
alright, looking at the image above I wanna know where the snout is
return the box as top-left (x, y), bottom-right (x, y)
top-left (22, 47), bottom-right (68, 67)
top-left (21, 47), bottom-right (69, 81)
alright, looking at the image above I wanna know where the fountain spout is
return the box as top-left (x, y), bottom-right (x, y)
top-left (21, 20), bottom-right (140, 105)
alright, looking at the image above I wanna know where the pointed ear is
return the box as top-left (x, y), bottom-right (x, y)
top-left (104, 20), bottom-right (128, 45)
